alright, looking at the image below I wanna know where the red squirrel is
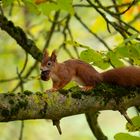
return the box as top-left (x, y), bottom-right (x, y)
top-left (40, 50), bottom-right (140, 92)
top-left (40, 50), bottom-right (102, 92)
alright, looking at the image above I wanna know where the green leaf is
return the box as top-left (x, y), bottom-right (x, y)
top-left (38, 2), bottom-right (58, 16)
top-left (128, 44), bottom-right (140, 65)
top-left (80, 49), bottom-right (102, 63)
top-left (80, 49), bottom-right (110, 69)
top-left (2, 0), bottom-right (13, 7)
top-left (114, 43), bottom-right (140, 65)
top-left (107, 52), bottom-right (124, 68)
top-left (57, 0), bottom-right (74, 15)
top-left (63, 81), bottom-right (76, 89)
top-left (114, 133), bottom-right (140, 140)
top-left (134, 43), bottom-right (140, 55)
top-left (115, 43), bottom-right (140, 59)
top-left (80, 49), bottom-right (95, 63)
top-left (66, 42), bottom-right (110, 69)
top-left (115, 46), bottom-right (130, 58)
top-left (23, 0), bottom-right (32, 2)
top-left (133, 59), bottom-right (140, 66)
top-left (117, 0), bottom-right (123, 4)
top-left (129, 46), bottom-right (140, 59)
top-left (24, 1), bottom-right (40, 15)
top-left (94, 60), bottom-right (110, 70)
top-left (37, 0), bottom-right (74, 16)
top-left (126, 116), bottom-right (140, 132)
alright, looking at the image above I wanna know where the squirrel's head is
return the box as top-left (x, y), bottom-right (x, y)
top-left (40, 50), bottom-right (57, 81)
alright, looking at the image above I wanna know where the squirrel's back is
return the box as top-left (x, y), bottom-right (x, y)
top-left (64, 59), bottom-right (102, 86)
top-left (101, 66), bottom-right (140, 86)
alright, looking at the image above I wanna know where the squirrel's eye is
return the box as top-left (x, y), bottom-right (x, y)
top-left (47, 61), bottom-right (52, 66)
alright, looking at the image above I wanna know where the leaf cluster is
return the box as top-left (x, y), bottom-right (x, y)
top-left (114, 116), bottom-right (140, 140)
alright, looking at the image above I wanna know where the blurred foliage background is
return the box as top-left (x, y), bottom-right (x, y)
top-left (0, 0), bottom-right (140, 139)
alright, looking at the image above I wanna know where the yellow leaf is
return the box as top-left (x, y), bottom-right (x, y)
top-left (123, 0), bottom-right (131, 2)
top-left (91, 16), bottom-right (106, 33)
top-left (122, 8), bottom-right (134, 22)
top-left (133, 21), bottom-right (140, 31)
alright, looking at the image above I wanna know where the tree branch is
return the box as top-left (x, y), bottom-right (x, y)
top-left (0, 83), bottom-right (139, 122)
top-left (0, 15), bottom-right (42, 61)
top-left (85, 111), bottom-right (107, 140)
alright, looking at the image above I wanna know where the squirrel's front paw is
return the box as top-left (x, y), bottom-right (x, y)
top-left (46, 88), bottom-right (58, 93)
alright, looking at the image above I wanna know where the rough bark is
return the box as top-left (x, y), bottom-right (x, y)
top-left (0, 15), bottom-right (42, 61)
top-left (0, 83), bottom-right (139, 122)
top-left (85, 111), bottom-right (108, 140)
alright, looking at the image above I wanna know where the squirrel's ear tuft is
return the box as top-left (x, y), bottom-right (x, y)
top-left (42, 49), bottom-right (49, 60)
top-left (51, 50), bottom-right (57, 62)
top-left (41, 50), bottom-right (49, 65)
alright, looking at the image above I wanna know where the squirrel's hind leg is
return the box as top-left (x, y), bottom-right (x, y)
top-left (80, 86), bottom-right (94, 91)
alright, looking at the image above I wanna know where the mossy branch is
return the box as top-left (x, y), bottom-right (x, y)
top-left (0, 83), bottom-right (139, 122)
top-left (85, 111), bottom-right (108, 140)
top-left (0, 15), bottom-right (42, 61)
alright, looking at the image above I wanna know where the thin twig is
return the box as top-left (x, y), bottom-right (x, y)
top-left (44, 11), bottom-right (60, 49)
top-left (19, 121), bottom-right (24, 140)
top-left (19, 52), bottom-right (28, 75)
top-left (36, 66), bottom-right (44, 92)
top-left (95, 0), bottom-right (140, 38)
top-left (103, 12), bottom-right (140, 41)
top-left (111, 0), bottom-right (126, 37)
top-left (106, 2), bottom-right (135, 9)
top-left (74, 13), bottom-right (111, 51)
top-left (17, 64), bottom-right (25, 140)
top-left (11, 52), bottom-right (28, 92)
top-left (67, 26), bottom-right (80, 58)
top-left (96, 0), bottom-right (138, 16)
top-left (98, 0), bottom-right (140, 37)
top-left (0, 77), bottom-right (18, 83)
top-left (64, 14), bottom-right (80, 58)
top-left (73, 4), bottom-right (92, 8)
top-left (73, 2), bottom-right (133, 9)
top-left (12, 61), bottom-right (38, 92)
top-left (116, 0), bottom-right (137, 15)
top-left (86, 0), bottom-right (128, 39)
top-left (16, 68), bottom-right (24, 93)
top-left (66, 15), bottom-right (79, 58)
top-left (60, 15), bottom-right (75, 58)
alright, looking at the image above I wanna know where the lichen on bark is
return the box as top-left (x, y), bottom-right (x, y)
top-left (0, 83), bottom-right (139, 122)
